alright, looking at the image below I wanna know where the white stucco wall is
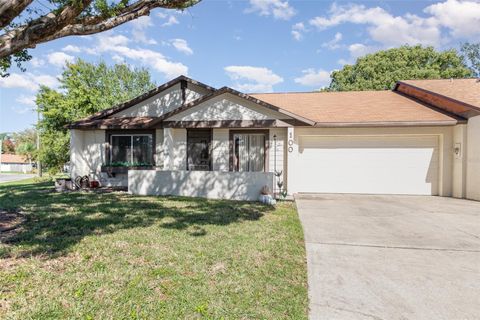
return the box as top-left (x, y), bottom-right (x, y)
top-left (212, 129), bottom-right (229, 171)
top-left (287, 126), bottom-right (455, 196)
top-left (466, 116), bottom-right (480, 200)
top-left (114, 83), bottom-right (209, 118)
top-left (128, 170), bottom-right (274, 201)
top-left (452, 124), bottom-right (467, 198)
top-left (166, 93), bottom-right (291, 121)
top-left (70, 129), bottom-right (105, 179)
top-left (163, 128), bottom-right (187, 170)
top-left (155, 129), bottom-right (164, 169)
top-left (69, 129), bottom-right (129, 187)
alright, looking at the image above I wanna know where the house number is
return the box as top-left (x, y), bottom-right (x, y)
top-left (288, 146), bottom-right (293, 153)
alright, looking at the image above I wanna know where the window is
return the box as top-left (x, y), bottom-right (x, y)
top-left (110, 134), bottom-right (153, 164)
top-left (232, 132), bottom-right (267, 172)
top-left (187, 129), bottom-right (212, 171)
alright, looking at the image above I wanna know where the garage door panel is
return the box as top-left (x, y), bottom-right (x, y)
top-left (294, 135), bottom-right (439, 195)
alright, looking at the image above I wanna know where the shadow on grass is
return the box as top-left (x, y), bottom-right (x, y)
top-left (0, 181), bottom-right (273, 258)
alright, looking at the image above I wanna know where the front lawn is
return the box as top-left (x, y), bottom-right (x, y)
top-left (0, 180), bottom-right (307, 319)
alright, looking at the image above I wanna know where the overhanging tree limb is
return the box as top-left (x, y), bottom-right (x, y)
top-left (0, 0), bottom-right (33, 29)
top-left (0, 0), bottom-right (199, 60)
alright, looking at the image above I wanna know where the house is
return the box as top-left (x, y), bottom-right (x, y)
top-left (0, 153), bottom-right (33, 173)
top-left (68, 76), bottom-right (480, 201)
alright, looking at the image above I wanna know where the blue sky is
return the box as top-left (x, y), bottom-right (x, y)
top-left (1, 0), bottom-right (480, 132)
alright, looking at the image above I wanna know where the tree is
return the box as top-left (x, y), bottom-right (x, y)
top-left (1, 138), bottom-right (15, 153)
top-left (328, 45), bottom-right (473, 91)
top-left (461, 42), bottom-right (480, 77)
top-left (0, 0), bottom-right (199, 76)
top-left (36, 59), bottom-right (156, 172)
top-left (13, 128), bottom-right (37, 163)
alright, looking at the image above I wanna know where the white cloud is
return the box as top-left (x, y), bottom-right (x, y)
top-left (161, 15), bottom-right (179, 27)
top-left (322, 32), bottom-right (343, 50)
top-left (30, 57), bottom-right (45, 68)
top-left (224, 65), bottom-right (283, 92)
top-left (156, 12), bottom-right (167, 19)
top-left (0, 72), bottom-right (58, 91)
top-left (246, 0), bottom-right (296, 20)
top-left (98, 34), bottom-right (130, 48)
top-left (130, 16), bottom-right (157, 45)
top-left (170, 38), bottom-right (193, 55)
top-left (47, 52), bottom-right (75, 67)
top-left (156, 9), bottom-right (187, 28)
top-left (425, 0), bottom-right (480, 39)
top-left (291, 22), bottom-right (306, 41)
top-left (336, 43), bottom-right (380, 65)
top-left (111, 55), bottom-right (125, 64)
top-left (348, 43), bottom-right (379, 59)
top-left (62, 45), bottom-right (81, 53)
top-left (294, 69), bottom-right (331, 88)
top-left (92, 33), bottom-right (188, 78)
top-left (16, 94), bottom-right (36, 107)
top-left (309, 1), bottom-right (480, 48)
top-left (309, 3), bottom-right (441, 47)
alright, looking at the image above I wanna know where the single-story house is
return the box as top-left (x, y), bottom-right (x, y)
top-left (0, 153), bottom-right (33, 173)
top-left (68, 76), bottom-right (480, 201)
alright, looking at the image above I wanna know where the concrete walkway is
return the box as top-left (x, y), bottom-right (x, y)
top-left (0, 173), bottom-right (35, 184)
top-left (296, 194), bottom-right (480, 320)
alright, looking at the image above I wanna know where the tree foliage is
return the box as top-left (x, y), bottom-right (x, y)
top-left (1, 138), bottom-right (16, 153)
top-left (0, 0), bottom-right (200, 76)
top-left (13, 128), bottom-right (37, 162)
top-left (461, 42), bottom-right (480, 77)
top-left (328, 45), bottom-right (473, 91)
top-left (36, 59), bottom-right (156, 172)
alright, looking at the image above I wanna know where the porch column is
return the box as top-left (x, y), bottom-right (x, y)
top-left (163, 128), bottom-right (174, 170)
top-left (286, 127), bottom-right (296, 196)
top-left (452, 124), bottom-right (467, 198)
top-left (163, 128), bottom-right (187, 170)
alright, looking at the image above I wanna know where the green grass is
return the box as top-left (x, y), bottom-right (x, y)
top-left (0, 179), bottom-right (307, 319)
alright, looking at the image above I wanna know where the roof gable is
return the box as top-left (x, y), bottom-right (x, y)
top-left (166, 93), bottom-right (291, 121)
top-left (83, 75), bottom-right (215, 121)
top-left (152, 87), bottom-right (315, 127)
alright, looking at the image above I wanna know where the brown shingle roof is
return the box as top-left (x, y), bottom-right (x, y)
top-left (1, 154), bottom-right (28, 164)
top-left (250, 90), bottom-right (462, 126)
top-left (400, 79), bottom-right (480, 109)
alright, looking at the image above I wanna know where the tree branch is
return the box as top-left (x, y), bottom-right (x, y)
top-left (0, 0), bottom-right (199, 59)
top-left (0, 0), bottom-right (33, 29)
top-left (0, 0), bottom-right (93, 58)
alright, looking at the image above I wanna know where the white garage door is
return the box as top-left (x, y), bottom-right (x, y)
top-left (293, 135), bottom-right (439, 195)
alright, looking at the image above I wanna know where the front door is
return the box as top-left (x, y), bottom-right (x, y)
top-left (187, 129), bottom-right (212, 171)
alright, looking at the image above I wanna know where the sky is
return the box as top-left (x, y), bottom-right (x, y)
top-left (1, 0), bottom-right (480, 132)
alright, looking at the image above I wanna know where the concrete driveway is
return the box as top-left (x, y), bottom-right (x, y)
top-left (296, 194), bottom-right (480, 320)
top-left (0, 173), bottom-right (35, 184)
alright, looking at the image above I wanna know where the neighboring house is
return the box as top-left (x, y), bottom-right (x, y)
top-left (0, 154), bottom-right (33, 173)
top-left (68, 76), bottom-right (480, 201)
